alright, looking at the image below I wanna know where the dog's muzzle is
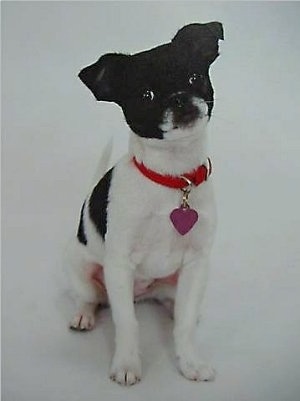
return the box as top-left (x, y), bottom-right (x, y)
top-left (168, 92), bottom-right (201, 128)
top-left (160, 94), bottom-right (208, 133)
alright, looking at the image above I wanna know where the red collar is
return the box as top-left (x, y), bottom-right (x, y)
top-left (132, 156), bottom-right (212, 189)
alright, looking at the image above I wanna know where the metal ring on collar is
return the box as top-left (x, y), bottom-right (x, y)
top-left (179, 176), bottom-right (193, 193)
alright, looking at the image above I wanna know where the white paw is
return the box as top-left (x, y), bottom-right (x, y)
top-left (177, 354), bottom-right (215, 382)
top-left (110, 353), bottom-right (142, 386)
top-left (69, 312), bottom-right (95, 331)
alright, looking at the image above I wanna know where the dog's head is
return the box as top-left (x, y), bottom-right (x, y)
top-left (79, 22), bottom-right (223, 140)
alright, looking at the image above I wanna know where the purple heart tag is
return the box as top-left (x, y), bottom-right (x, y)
top-left (170, 207), bottom-right (199, 235)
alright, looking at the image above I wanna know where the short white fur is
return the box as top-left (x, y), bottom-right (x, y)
top-left (66, 99), bottom-right (217, 385)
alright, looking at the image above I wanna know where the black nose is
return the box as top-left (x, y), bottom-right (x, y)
top-left (169, 92), bottom-right (190, 109)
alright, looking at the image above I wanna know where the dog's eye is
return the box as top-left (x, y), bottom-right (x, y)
top-left (188, 73), bottom-right (204, 85)
top-left (142, 90), bottom-right (155, 101)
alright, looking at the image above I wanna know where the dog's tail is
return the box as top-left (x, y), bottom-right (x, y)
top-left (91, 137), bottom-right (113, 188)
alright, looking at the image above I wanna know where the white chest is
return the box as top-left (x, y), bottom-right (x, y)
top-left (108, 164), bottom-right (216, 279)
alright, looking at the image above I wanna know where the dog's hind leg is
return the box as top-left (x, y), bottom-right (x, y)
top-left (135, 284), bottom-right (176, 319)
top-left (69, 301), bottom-right (99, 331)
top-left (66, 240), bottom-right (107, 331)
top-left (148, 272), bottom-right (179, 318)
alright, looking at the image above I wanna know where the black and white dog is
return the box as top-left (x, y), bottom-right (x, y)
top-left (67, 22), bottom-right (224, 385)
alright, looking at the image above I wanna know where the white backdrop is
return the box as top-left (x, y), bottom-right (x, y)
top-left (2, 2), bottom-right (300, 401)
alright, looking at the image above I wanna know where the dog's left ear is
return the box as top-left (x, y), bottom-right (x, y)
top-left (78, 53), bottom-right (129, 102)
top-left (172, 22), bottom-right (224, 65)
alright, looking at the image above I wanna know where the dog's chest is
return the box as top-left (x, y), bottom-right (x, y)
top-left (130, 210), bottom-right (187, 277)
top-left (111, 164), bottom-right (214, 278)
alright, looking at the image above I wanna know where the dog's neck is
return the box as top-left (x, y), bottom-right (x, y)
top-left (129, 126), bottom-right (209, 176)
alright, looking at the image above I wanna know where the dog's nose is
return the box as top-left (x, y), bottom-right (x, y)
top-left (169, 92), bottom-right (190, 109)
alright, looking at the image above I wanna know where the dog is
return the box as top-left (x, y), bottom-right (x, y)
top-left (67, 22), bottom-right (224, 385)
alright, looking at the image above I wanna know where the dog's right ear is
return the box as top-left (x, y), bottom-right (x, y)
top-left (172, 22), bottom-right (224, 66)
top-left (78, 53), bottom-right (129, 102)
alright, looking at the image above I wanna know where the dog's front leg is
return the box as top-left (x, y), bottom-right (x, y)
top-left (174, 254), bottom-right (215, 382)
top-left (104, 253), bottom-right (141, 386)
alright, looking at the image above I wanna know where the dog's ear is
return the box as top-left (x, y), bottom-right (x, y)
top-left (78, 53), bottom-right (129, 102)
top-left (172, 22), bottom-right (224, 65)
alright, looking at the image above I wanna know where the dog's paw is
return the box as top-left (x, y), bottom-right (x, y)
top-left (110, 353), bottom-right (142, 386)
top-left (69, 302), bottom-right (98, 331)
top-left (177, 354), bottom-right (215, 382)
top-left (110, 368), bottom-right (141, 386)
top-left (69, 312), bottom-right (96, 331)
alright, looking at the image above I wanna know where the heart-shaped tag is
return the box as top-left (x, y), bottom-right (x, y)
top-left (170, 207), bottom-right (199, 235)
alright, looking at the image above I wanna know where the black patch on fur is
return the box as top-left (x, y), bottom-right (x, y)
top-left (77, 201), bottom-right (87, 245)
top-left (78, 22), bottom-right (224, 140)
top-left (89, 167), bottom-right (114, 240)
